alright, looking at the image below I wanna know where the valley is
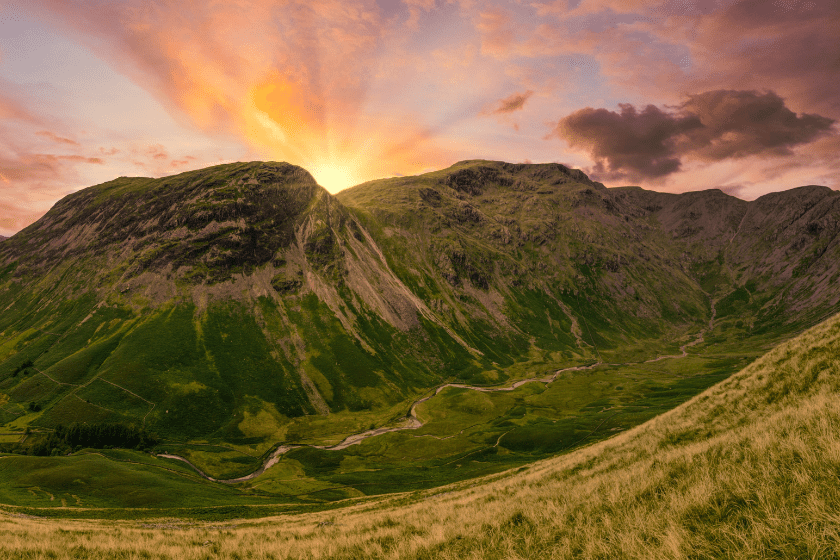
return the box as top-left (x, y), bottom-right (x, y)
top-left (2, 285), bottom-right (839, 558)
top-left (0, 160), bottom-right (838, 514)
top-left (159, 302), bottom-right (720, 486)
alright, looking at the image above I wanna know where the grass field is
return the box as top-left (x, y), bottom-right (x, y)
top-left (0, 322), bottom-right (764, 512)
top-left (1, 309), bottom-right (837, 558)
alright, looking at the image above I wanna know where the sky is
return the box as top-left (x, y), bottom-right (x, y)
top-left (0, 0), bottom-right (838, 237)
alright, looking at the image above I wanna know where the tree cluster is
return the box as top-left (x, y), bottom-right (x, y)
top-left (30, 422), bottom-right (159, 456)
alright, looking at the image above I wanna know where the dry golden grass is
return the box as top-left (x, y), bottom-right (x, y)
top-left (3, 312), bottom-right (840, 559)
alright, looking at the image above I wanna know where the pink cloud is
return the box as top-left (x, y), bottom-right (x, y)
top-left (36, 131), bottom-right (80, 145)
top-left (0, 147), bottom-right (96, 235)
top-left (0, 201), bottom-right (45, 237)
top-left (24, 0), bottom-right (471, 191)
top-left (554, 89), bottom-right (836, 181)
top-left (559, 1), bottom-right (839, 119)
top-left (9, 0), bottom-right (835, 206)
top-left (531, 1), bottom-right (573, 17)
top-left (0, 92), bottom-right (43, 125)
top-left (476, 7), bottom-right (516, 57)
top-left (404, 0), bottom-right (438, 27)
top-left (170, 155), bottom-right (197, 168)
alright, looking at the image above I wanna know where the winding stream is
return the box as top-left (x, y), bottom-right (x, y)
top-left (161, 300), bottom-right (718, 484)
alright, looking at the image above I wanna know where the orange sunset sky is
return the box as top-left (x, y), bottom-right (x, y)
top-left (0, 0), bottom-right (838, 237)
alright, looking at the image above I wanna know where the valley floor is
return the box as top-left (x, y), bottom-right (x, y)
top-left (159, 319), bottom-right (719, 485)
top-left (2, 310), bottom-right (839, 559)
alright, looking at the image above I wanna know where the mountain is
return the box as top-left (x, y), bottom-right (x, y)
top-left (0, 160), bottom-right (838, 482)
top-left (613, 184), bottom-right (840, 333)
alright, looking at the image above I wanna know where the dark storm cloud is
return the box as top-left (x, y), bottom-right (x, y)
top-left (555, 90), bottom-right (836, 180)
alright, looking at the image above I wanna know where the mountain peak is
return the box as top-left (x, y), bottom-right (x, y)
top-left (0, 160), bottom-right (325, 283)
top-left (439, 159), bottom-right (603, 192)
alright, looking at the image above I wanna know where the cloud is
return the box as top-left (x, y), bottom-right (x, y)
top-left (531, 1), bottom-right (575, 17)
top-left (170, 155), bottom-right (197, 168)
top-left (36, 130), bottom-right (80, 145)
top-left (555, 102), bottom-right (701, 179)
top-left (483, 90), bottom-right (534, 115)
top-left (50, 155), bottom-right (104, 164)
top-left (123, 144), bottom-right (205, 176)
top-left (0, 152), bottom-right (103, 185)
top-left (26, 0), bottom-right (387, 138)
top-left (0, 91), bottom-right (43, 125)
top-left (24, 0), bottom-right (480, 191)
top-left (0, 201), bottom-right (45, 237)
top-left (14, 0), bottom-right (836, 202)
top-left (679, 90), bottom-right (836, 161)
top-left (476, 7), bottom-right (515, 57)
top-left (474, 0), bottom-right (839, 126)
top-left (0, 94), bottom-right (114, 235)
top-left (0, 148), bottom-right (90, 235)
top-left (614, 1), bottom-right (837, 116)
top-left (404, 0), bottom-right (438, 27)
top-left (554, 89), bottom-right (836, 181)
top-left (146, 144), bottom-right (169, 161)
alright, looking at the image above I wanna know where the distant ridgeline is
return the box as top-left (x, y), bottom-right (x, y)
top-left (0, 160), bottom-right (839, 457)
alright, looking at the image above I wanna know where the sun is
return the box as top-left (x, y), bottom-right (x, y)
top-left (308, 161), bottom-right (362, 193)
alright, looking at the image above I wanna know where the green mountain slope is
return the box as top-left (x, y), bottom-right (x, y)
top-left (0, 160), bottom-right (837, 484)
top-left (0, 163), bottom-right (482, 451)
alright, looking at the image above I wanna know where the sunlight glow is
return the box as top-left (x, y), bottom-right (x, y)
top-left (239, 78), bottom-right (457, 194)
top-left (308, 162), bottom-right (362, 193)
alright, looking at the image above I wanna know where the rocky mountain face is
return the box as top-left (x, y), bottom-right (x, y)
top-left (0, 160), bottom-right (837, 447)
top-left (613, 183), bottom-right (840, 335)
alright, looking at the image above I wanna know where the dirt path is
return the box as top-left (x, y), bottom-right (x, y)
top-left (38, 368), bottom-right (158, 427)
top-left (99, 379), bottom-right (157, 426)
top-left (161, 302), bottom-right (720, 484)
top-left (34, 367), bottom-right (79, 387)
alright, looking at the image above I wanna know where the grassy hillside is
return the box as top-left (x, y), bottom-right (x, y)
top-left (0, 160), bottom-right (711, 482)
top-left (2, 308), bottom-right (838, 558)
top-left (0, 159), bottom-right (838, 498)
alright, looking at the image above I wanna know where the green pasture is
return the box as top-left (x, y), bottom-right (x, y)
top-left (0, 338), bottom-right (758, 515)
top-left (0, 451), bottom-right (259, 509)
